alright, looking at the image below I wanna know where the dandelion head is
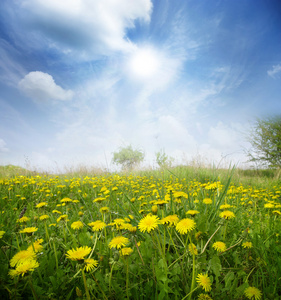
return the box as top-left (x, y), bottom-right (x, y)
top-left (242, 242), bottom-right (253, 249)
top-left (119, 247), bottom-right (133, 256)
top-left (10, 250), bottom-right (36, 267)
top-left (19, 227), bottom-right (38, 234)
top-left (176, 218), bottom-right (196, 234)
top-left (138, 214), bottom-right (160, 233)
top-left (203, 198), bottom-right (212, 205)
top-left (66, 246), bottom-right (91, 261)
top-left (0, 231), bottom-right (5, 239)
top-left (197, 294), bottom-right (213, 300)
top-left (27, 239), bottom-right (44, 253)
top-left (10, 259), bottom-right (39, 277)
top-left (196, 273), bottom-right (212, 292)
top-left (84, 258), bottom-right (98, 272)
top-left (108, 236), bottom-right (129, 249)
top-left (186, 210), bottom-right (200, 216)
top-left (89, 220), bottom-right (107, 232)
top-left (188, 243), bottom-right (198, 255)
top-left (219, 210), bottom-right (235, 220)
top-left (71, 221), bottom-right (84, 230)
top-left (161, 215), bottom-right (179, 227)
top-left (244, 286), bottom-right (262, 300)
top-left (212, 241), bottom-right (227, 252)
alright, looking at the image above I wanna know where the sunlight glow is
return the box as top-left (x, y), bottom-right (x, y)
top-left (128, 48), bottom-right (160, 79)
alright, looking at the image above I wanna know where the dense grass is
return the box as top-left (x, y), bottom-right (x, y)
top-left (0, 165), bottom-right (280, 299)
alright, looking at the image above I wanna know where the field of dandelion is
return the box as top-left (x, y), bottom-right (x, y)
top-left (0, 166), bottom-right (280, 299)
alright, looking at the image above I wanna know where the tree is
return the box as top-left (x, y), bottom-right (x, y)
top-left (247, 116), bottom-right (281, 168)
top-left (155, 149), bottom-right (174, 168)
top-left (112, 145), bottom-right (145, 170)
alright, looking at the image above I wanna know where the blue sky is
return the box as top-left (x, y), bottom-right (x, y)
top-left (1, 0), bottom-right (281, 172)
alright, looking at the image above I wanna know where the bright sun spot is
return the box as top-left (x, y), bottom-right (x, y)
top-left (128, 48), bottom-right (160, 79)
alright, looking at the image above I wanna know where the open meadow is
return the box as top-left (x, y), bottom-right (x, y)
top-left (0, 166), bottom-right (280, 299)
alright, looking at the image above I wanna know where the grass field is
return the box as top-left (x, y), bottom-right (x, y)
top-left (0, 165), bottom-right (280, 299)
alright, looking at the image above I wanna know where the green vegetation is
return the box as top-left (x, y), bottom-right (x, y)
top-left (247, 115), bottom-right (281, 168)
top-left (112, 145), bottom-right (145, 170)
top-left (0, 166), bottom-right (280, 299)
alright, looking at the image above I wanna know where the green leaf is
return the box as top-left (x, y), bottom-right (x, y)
top-left (209, 255), bottom-right (222, 277)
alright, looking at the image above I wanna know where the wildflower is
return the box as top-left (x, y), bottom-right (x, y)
top-left (57, 214), bottom-right (68, 222)
top-left (17, 216), bottom-right (30, 223)
top-left (19, 227), bottom-right (38, 234)
top-left (49, 223), bottom-right (56, 227)
top-left (61, 198), bottom-right (72, 203)
top-left (244, 286), bottom-right (262, 300)
top-left (176, 218), bottom-right (196, 234)
top-left (197, 294), bottom-right (213, 300)
top-left (36, 202), bottom-right (47, 208)
top-left (188, 243), bottom-right (198, 255)
top-left (219, 204), bottom-right (232, 210)
top-left (161, 215), bottom-right (179, 226)
top-left (186, 210), bottom-right (200, 216)
top-left (108, 236), bottom-right (129, 249)
top-left (39, 214), bottom-right (49, 221)
top-left (71, 221), bottom-right (84, 230)
top-left (138, 214), bottom-right (160, 233)
top-left (100, 206), bottom-right (109, 213)
top-left (9, 259), bottom-right (39, 277)
top-left (89, 220), bottom-right (106, 231)
top-left (93, 197), bottom-right (106, 203)
top-left (151, 205), bottom-right (158, 213)
top-left (212, 241), bottom-right (227, 252)
top-left (264, 203), bottom-right (274, 209)
top-left (272, 210), bottom-right (281, 215)
top-left (128, 226), bottom-right (137, 233)
top-left (52, 209), bottom-right (62, 214)
top-left (27, 239), bottom-right (44, 253)
top-left (119, 247), bottom-right (133, 256)
top-left (0, 231), bottom-right (5, 238)
top-left (196, 273), bottom-right (212, 292)
top-left (10, 250), bottom-right (36, 267)
top-left (203, 198), bottom-right (212, 205)
top-left (66, 246), bottom-right (91, 261)
top-left (219, 210), bottom-right (235, 220)
top-left (242, 242), bottom-right (253, 249)
top-left (84, 258), bottom-right (98, 272)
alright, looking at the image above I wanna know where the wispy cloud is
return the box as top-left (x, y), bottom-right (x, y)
top-left (18, 71), bottom-right (74, 102)
top-left (267, 63), bottom-right (281, 78)
top-left (0, 138), bottom-right (9, 152)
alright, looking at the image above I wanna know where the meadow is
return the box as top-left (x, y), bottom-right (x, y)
top-left (0, 165), bottom-right (280, 299)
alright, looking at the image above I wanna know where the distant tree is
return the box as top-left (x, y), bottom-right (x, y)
top-left (247, 116), bottom-right (281, 168)
top-left (155, 149), bottom-right (174, 168)
top-left (112, 145), bottom-right (145, 170)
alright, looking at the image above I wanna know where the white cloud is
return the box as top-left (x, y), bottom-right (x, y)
top-left (267, 64), bottom-right (281, 78)
top-left (18, 71), bottom-right (74, 102)
top-left (20, 0), bottom-right (152, 57)
top-left (0, 138), bottom-right (9, 152)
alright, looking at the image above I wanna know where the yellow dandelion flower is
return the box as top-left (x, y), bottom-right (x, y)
top-left (128, 226), bottom-right (137, 233)
top-left (61, 198), bottom-right (72, 203)
top-left (242, 242), bottom-right (253, 249)
top-left (264, 203), bottom-right (274, 209)
top-left (10, 259), bottom-right (39, 277)
top-left (100, 206), bottom-right (109, 213)
top-left (186, 210), bottom-right (200, 216)
top-left (161, 214), bottom-right (179, 226)
top-left (27, 239), bottom-right (44, 253)
top-left (272, 210), bottom-right (281, 215)
top-left (84, 258), bottom-right (98, 272)
top-left (196, 273), bottom-right (212, 292)
top-left (10, 250), bottom-right (36, 267)
top-left (108, 236), bottom-right (129, 249)
top-left (0, 231), bottom-right (5, 239)
top-left (203, 198), bottom-right (212, 205)
top-left (188, 243), bottom-right (198, 255)
top-left (36, 202), bottom-right (47, 208)
top-left (119, 247), bottom-right (133, 256)
top-left (176, 218), bottom-right (196, 234)
top-left (89, 220), bottom-right (106, 231)
top-left (71, 221), bottom-right (84, 230)
top-left (57, 214), bottom-right (68, 222)
top-left (151, 205), bottom-right (158, 213)
top-left (212, 241), bottom-right (227, 252)
top-left (17, 216), bottom-right (30, 223)
top-left (66, 246), bottom-right (92, 261)
top-left (52, 209), bottom-right (62, 214)
top-left (219, 204), bottom-right (232, 210)
top-left (219, 210), bottom-right (235, 220)
top-left (19, 227), bottom-right (38, 234)
top-left (39, 214), bottom-right (49, 221)
top-left (244, 286), bottom-right (262, 300)
top-left (49, 223), bottom-right (56, 227)
top-left (138, 214), bottom-right (160, 233)
top-left (197, 294), bottom-right (213, 300)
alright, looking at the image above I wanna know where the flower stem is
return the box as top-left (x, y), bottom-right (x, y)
top-left (188, 233), bottom-right (196, 300)
top-left (82, 268), bottom-right (91, 300)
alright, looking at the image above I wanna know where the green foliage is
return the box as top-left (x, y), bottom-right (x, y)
top-left (155, 149), bottom-right (174, 168)
top-left (112, 145), bottom-right (145, 170)
top-left (248, 115), bottom-right (281, 168)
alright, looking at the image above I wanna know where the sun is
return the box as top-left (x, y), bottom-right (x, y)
top-left (128, 47), bottom-right (160, 79)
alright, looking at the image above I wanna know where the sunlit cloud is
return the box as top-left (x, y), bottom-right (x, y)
top-left (18, 71), bottom-right (74, 102)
